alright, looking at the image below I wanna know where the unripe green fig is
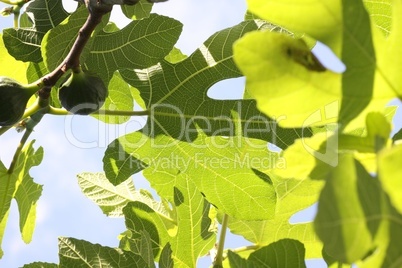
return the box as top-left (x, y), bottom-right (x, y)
top-left (0, 77), bottom-right (39, 127)
top-left (58, 68), bottom-right (108, 115)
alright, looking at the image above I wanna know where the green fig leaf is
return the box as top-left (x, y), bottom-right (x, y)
top-left (227, 251), bottom-right (250, 268)
top-left (41, 6), bottom-right (109, 72)
top-left (26, 61), bottom-right (62, 108)
top-left (2, 0), bottom-right (69, 62)
top-left (234, 30), bottom-right (341, 128)
top-left (164, 47), bottom-right (187, 64)
top-left (246, 0), bottom-right (341, 52)
top-left (0, 34), bottom-right (29, 84)
top-left (0, 141), bottom-right (43, 257)
top-left (120, 201), bottom-right (173, 259)
top-left (58, 236), bottom-right (155, 267)
top-left (378, 144), bottom-right (402, 214)
top-left (121, 0), bottom-right (153, 20)
top-left (378, 0), bottom-right (402, 99)
top-left (77, 172), bottom-right (161, 217)
top-left (0, 160), bottom-right (8, 258)
top-left (123, 175), bottom-right (215, 266)
top-left (313, 154), bottom-right (402, 266)
top-left (92, 71), bottom-right (134, 124)
top-left (102, 20), bottom-right (310, 221)
top-left (273, 112), bottom-right (392, 181)
top-left (105, 128), bottom-right (277, 220)
top-left (117, 20), bottom-right (307, 147)
top-left (272, 132), bottom-right (336, 180)
top-left (392, 127), bottom-right (402, 143)
top-left (315, 155), bottom-right (376, 263)
top-left (85, 14), bottom-right (183, 84)
top-left (236, 0), bottom-right (395, 129)
top-left (21, 262), bottom-right (58, 268)
top-left (223, 174), bottom-right (324, 258)
top-left (228, 239), bottom-right (306, 268)
top-left (362, 0), bottom-right (392, 36)
top-left (159, 243), bottom-right (173, 268)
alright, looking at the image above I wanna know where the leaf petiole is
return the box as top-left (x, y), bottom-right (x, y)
top-left (223, 244), bottom-right (259, 257)
top-left (22, 99), bottom-right (42, 120)
top-left (7, 127), bottom-right (33, 174)
top-left (46, 107), bottom-right (150, 117)
top-left (213, 214), bottom-right (229, 268)
top-left (96, 109), bottom-right (150, 116)
top-left (8, 111), bottom-right (44, 174)
top-left (13, 10), bottom-right (18, 28)
top-left (47, 106), bottom-right (69, 116)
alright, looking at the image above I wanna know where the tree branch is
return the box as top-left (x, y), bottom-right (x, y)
top-left (39, 6), bottom-right (109, 99)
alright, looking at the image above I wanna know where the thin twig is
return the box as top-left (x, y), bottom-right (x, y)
top-left (7, 127), bottom-right (33, 174)
top-left (12, 10), bottom-right (19, 28)
top-left (39, 8), bottom-right (109, 99)
top-left (96, 109), bottom-right (150, 116)
top-left (224, 244), bottom-right (259, 256)
top-left (213, 214), bottom-right (229, 268)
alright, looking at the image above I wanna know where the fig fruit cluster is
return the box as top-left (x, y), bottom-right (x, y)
top-left (58, 68), bottom-right (108, 115)
top-left (0, 77), bottom-right (39, 127)
top-left (0, 68), bottom-right (107, 127)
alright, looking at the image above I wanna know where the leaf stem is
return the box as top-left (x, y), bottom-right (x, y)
top-left (7, 127), bottom-right (32, 174)
top-left (96, 109), bottom-right (150, 116)
top-left (22, 99), bottom-right (41, 119)
top-left (46, 106), bottom-right (68, 116)
top-left (12, 10), bottom-right (19, 28)
top-left (46, 107), bottom-right (150, 117)
top-left (213, 214), bottom-right (229, 268)
top-left (7, 110), bottom-right (45, 174)
top-left (223, 244), bottom-right (259, 256)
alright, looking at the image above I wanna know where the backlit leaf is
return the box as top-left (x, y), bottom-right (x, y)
top-left (0, 141), bottom-right (43, 256)
top-left (59, 236), bottom-right (154, 267)
top-left (121, 0), bottom-right (153, 20)
top-left (77, 172), bottom-right (162, 217)
top-left (2, 0), bottom-right (69, 62)
top-left (228, 239), bottom-right (306, 268)
top-left (123, 175), bottom-right (215, 266)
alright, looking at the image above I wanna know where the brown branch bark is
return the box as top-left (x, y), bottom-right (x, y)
top-left (38, 0), bottom-right (167, 99)
top-left (39, 6), bottom-right (110, 99)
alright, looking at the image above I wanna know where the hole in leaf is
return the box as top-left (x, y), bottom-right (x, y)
top-left (133, 172), bottom-right (161, 202)
top-left (267, 143), bottom-right (282, 153)
top-left (312, 42), bottom-right (346, 73)
top-left (207, 77), bottom-right (245, 100)
top-left (387, 98), bottom-right (402, 137)
top-left (62, 0), bottom-right (77, 12)
top-left (289, 203), bottom-right (318, 224)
